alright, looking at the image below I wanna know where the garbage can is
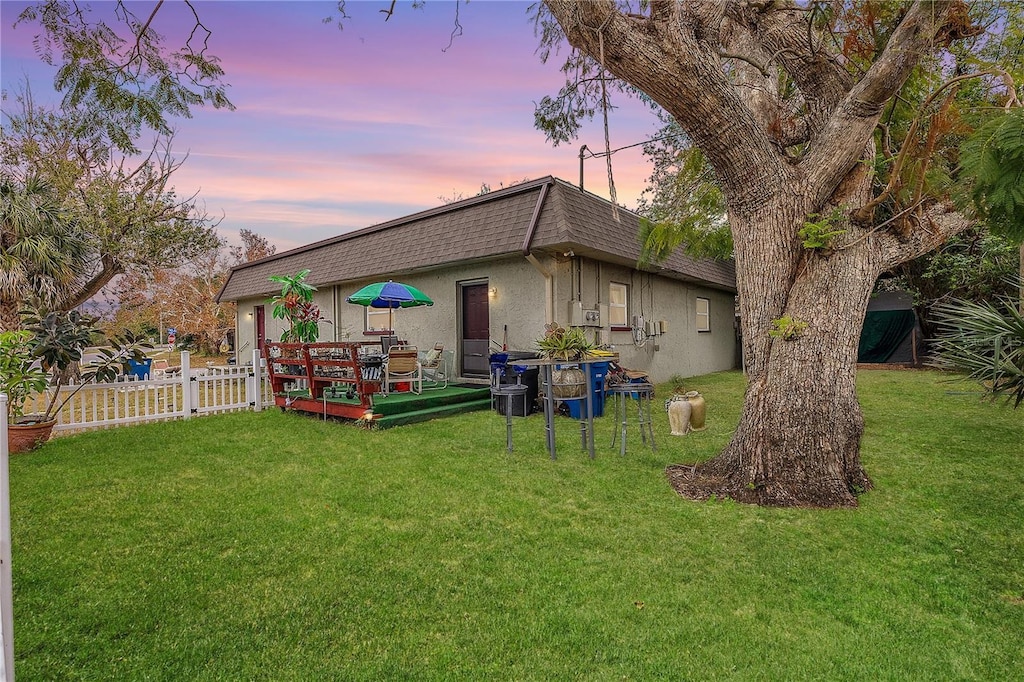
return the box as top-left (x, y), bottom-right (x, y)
top-left (490, 351), bottom-right (540, 416)
top-left (567, 361), bottom-right (609, 419)
top-left (127, 358), bottom-right (153, 380)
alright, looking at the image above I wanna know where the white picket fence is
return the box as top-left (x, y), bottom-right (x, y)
top-left (20, 350), bottom-right (273, 434)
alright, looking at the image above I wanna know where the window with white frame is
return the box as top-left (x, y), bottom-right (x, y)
top-left (609, 282), bottom-right (628, 327)
top-left (696, 297), bottom-right (711, 332)
top-left (366, 307), bottom-right (392, 332)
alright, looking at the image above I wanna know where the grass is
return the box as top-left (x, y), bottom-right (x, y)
top-left (10, 370), bottom-right (1024, 680)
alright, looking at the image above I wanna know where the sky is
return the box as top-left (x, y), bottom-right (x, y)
top-left (1, 0), bottom-right (661, 253)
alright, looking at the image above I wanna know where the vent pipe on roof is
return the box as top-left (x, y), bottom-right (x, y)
top-left (578, 145), bottom-right (588, 191)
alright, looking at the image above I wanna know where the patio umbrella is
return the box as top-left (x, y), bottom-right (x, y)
top-left (346, 280), bottom-right (434, 309)
top-left (346, 280), bottom-right (433, 333)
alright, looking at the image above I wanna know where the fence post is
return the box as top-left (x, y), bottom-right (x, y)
top-left (180, 351), bottom-right (192, 420)
top-left (0, 394), bottom-right (14, 681)
top-left (249, 349), bottom-right (263, 412)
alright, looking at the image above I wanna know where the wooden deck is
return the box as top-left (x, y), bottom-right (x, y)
top-left (273, 383), bottom-right (492, 428)
top-left (265, 341), bottom-right (493, 427)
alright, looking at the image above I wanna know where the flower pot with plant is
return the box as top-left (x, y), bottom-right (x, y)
top-left (535, 323), bottom-right (594, 399)
top-left (0, 329), bottom-right (52, 451)
top-left (2, 309), bottom-right (151, 452)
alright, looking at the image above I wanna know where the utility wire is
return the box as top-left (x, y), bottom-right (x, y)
top-left (581, 132), bottom-right (685, 159)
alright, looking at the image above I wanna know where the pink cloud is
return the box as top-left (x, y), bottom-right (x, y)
top-left (2, 0), bottom-right (659, 253)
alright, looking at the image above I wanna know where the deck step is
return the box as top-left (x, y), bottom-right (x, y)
top-left (371, 386), bottom-right (491, 416)
top-left (374, 398), bottom-right (493, 429)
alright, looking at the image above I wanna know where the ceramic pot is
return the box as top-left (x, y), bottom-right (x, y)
top-left (7, 416), bottom-right (56, 453)
top-left (684, 391), bottom-right (706, 431)
top-left (667, 397), bottom-right (691, 436)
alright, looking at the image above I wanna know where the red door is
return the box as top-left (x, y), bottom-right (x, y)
top-left (461, 283), bottom-right (489, 377)
top-left (255, 305), bottom-right (266, 354)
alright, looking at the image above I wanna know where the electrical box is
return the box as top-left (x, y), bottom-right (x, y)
top-left (658, 320), bottom-right (668, 334)
top-left (569, 301), bottom-right (583, 326)
top-left (568, 301), bottom-right (602, 327)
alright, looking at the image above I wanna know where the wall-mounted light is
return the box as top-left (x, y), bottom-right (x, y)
top-left (246, 311), bottom-right (254, 320)
top-left (488, 287), bottom-right (497, 299)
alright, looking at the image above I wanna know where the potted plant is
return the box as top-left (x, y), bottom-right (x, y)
top-left (0, 330), bottom-right (51, 451)
top-left (535, 323), bottom-right (594, 399)
top-left (3, 310), bottom-right (151, 452)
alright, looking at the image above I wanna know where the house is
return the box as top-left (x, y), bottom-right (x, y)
top-left (217, 176), bottom-right (737, 384)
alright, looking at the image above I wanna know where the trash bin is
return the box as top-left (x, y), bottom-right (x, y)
top-left (127, 358), bottom-right (153, 380)
top-left (567, 361), bottom-right (609, 419)
top-left (490, 351), bottom-right (540, 416)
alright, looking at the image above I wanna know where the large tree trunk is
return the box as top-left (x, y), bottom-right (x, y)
top-left (670, 191), bottom-right (882, 507)
top-left (677, 249), bottom-right (878, 509)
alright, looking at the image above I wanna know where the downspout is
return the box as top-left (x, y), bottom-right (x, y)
top-left (522, 180), bottom-right (554, 325)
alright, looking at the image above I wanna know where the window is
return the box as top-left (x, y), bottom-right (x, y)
top-left (609, 282), bottom-right (628, 328)
top-left (365, 307), bottom-right (392, 332)
top-left (696, 297), bottom-right (711, 332)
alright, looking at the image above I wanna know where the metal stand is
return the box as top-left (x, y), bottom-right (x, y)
top-left (491, 383), bottom-right (528, 452)
top-left (609, 382), bottom-right (656, 456)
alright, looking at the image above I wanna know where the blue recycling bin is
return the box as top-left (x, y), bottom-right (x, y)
top-left (567, 361), bottom-right (609, 419)
top-left (127, 358), bottom-right (153, 380)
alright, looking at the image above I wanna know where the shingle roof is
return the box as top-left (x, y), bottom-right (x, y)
top-left (218, 176), bottom-right (735, 301)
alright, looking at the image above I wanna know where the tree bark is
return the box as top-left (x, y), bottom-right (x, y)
top-left (61, 254), bottom-right (123, 311)
top-left (0, 298), bottom-right (21, 334)
top-left (672, 218), bottom-right (883, 506)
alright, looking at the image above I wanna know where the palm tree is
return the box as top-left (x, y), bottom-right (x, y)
top-left (931, 284), bottom-right (1024, 408)
top-left (0, 176), bottom-right (88, 332)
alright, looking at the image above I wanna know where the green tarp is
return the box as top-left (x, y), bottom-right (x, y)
top-left (858, 309), bottom-right (916, 363)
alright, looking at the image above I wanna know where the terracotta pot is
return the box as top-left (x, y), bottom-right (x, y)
top-left (7, 416), bottom-right (57, 453)
top-left (551, 367), bottom-right (586, 399)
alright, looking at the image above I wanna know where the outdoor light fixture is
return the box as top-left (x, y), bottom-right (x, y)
top-left (246, 312), bottom-right (253, 319)
top-left (489, 287), bottom-right (497, 299)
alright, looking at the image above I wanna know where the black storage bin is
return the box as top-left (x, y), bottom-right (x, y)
top-left (491, 351), bottom-right (540, 416)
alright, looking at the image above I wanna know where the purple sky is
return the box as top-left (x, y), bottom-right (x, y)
top-left (1, 1), bottom-right (659, 252)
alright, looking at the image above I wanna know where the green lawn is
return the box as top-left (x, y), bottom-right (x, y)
top-left (11, 370), bottom-right (1024, 680)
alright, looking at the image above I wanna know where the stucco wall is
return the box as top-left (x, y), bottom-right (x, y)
top-left (232, 257), bottom-right (551, 369)
top-left (551, 257), bottom-right (737, 382)
top-left (230, 254), bottom-right (736, 383)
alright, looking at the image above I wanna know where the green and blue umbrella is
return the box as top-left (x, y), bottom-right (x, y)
top-left (346, 280), bottom-right (434, 309)
top-left (346, 280), bottom-right (433, 333)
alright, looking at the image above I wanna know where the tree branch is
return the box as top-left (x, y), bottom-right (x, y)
top-left (805, 0), bottom-right (959, 208)
top-left (877, 202), bottom-right (973, 269)
top-left (543, 0), bottom-right (786, 203)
